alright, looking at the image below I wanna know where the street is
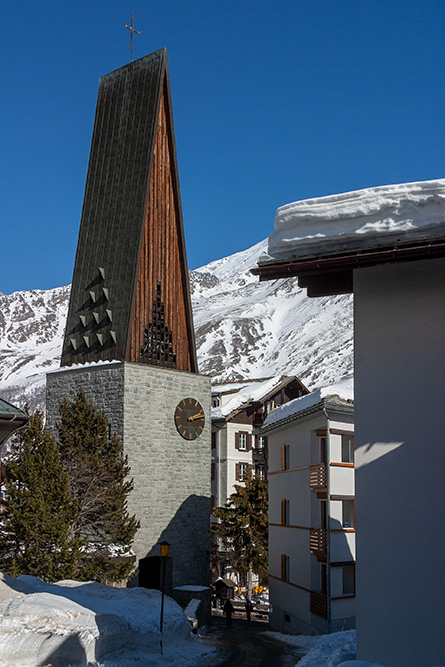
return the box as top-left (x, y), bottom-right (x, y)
top-left (198, 610), bottom-right (302, 666)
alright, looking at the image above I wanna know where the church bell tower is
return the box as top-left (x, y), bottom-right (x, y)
top-left (46, 50), bottom-right (210, 611)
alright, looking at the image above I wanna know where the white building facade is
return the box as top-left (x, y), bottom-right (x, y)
top-left (211, 376), bottom-right (308, 509)
top-left (253, 179), bottom-right (445, 667)
top-left (211, 376), bottom-right (308, 585)
top-left (262, 387), bottom-right (355, 635)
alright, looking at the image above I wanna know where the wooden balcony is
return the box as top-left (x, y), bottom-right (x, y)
top-left (310, 528), bottom-right (327, 562)
top-left (310, 591), bottom-right (328, 619)
top-left (310, 463), bottom-right (327, 492)
top-left (252, 412), bottom-right (264, 427)
top-left (252, 447), bottom-right (266, 464)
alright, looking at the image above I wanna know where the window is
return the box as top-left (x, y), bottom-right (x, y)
top-left (280, 444), bottom-right (289, 470)
top-left (212, 396), bottom-right (220, 408)
top-left (341, 434), bottom-right (354, 463)
top-left (281, 554), bottom-right (290, 582)
top-left (320, 436), bottom-right (327, 464)
top-left (236, 431), bottom-right (251, 451)
top-left (237, 462), bottom-right (248, 481)
top-left (284, 613), bottom-right (291, 624)
top-left (342, 499), bottom-right (355, 528)
top-left (256, 435), bottom-right (267, 450)
top-left (256, 464), bottom-right (265, 480)
top-left (211, 432), bottom-right (217, 449)
top-left (343, 564), bottom-right (355, 595)
top-left (320, 563), bottom-right (327, 595)
top-left (211, 462), bottom-right (215, 481)
top-left (281, 499), bottom-right (289, 525)
top-left (321, 500), bottom-right (327, 529)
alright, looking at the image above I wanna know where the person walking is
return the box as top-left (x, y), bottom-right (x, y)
top-left (223, 599), bottom-right (234, 628)
top-left (245, 598), bottom-right (253, 624)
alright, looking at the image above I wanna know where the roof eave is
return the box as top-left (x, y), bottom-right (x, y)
top-left (259, 397), bottom-right (354, 434)
top-left (252, 237), bottom-right (445, 297)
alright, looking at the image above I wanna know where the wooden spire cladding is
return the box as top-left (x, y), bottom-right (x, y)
top-left (61, 49), bottom-right (198, 373)
top-left (128, 84), bottom-right (195, 371)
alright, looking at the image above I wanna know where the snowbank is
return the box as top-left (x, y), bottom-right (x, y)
top-left (338, 663), bottom-right (445, 667)
top-left (263, 379), bottom-right (353, 428)
top-left (0, 572), bottom-right (215, 666)
top-left (266, 629), bottom-right (445, 667)
top-left (264, 179), bottom-right (445, 261)
top-left (266, 629), bottom-right (356, 666)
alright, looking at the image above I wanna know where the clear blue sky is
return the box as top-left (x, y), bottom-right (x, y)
top-left (2, 0), bottom-right (445, 294)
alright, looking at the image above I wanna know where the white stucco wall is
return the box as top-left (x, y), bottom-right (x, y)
top-left (354, 257), bottom-right (445, 667)
top-left (267, 407), bottom-right (355, 634)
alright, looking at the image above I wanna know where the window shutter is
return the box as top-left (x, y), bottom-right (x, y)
top-left (281, 499), bottom-right (286, 526)
top-left (281, 445), bottom-right (286, 471)
top-left (281, 554), bottom-right (286, 580)
top-left (247, 434), bottom-right (252, 451)
top-left (235, 432), bottom-right (240, 450)
top-left (236, 463), bottom-right (240, 481)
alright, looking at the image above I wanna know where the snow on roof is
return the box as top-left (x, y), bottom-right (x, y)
top-left (262, 179), bottom-right (445, 261)
top-left (263, 379), bottom-right (353, 429)
top-left (211, 375), bottom-right (289, 420)
top-left (211, 380), bottom-right (255, 395)
top-left (47, 359), bottom-right (122, 374)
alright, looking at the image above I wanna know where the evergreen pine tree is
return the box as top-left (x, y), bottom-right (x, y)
top-left (212, 468), bottom-right (268, 593)
top-left (0, 411), bottom-right (80, 582)
top-left (57, 388), bottom-right (140, 583)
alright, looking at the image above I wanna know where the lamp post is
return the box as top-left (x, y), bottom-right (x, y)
top-left (211, 542), bottom-right (219, 577)
top-left (159, 540), bottom-right (171, 656)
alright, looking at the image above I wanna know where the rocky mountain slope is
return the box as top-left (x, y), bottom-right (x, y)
top-left (192, 239), bottom-right (353, 386)
top-left (0, 240), bottom-right (353, 412)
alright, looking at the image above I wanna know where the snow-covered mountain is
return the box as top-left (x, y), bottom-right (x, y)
top-left (191, 239), bottom-right (353, 386)
top-left (0, 286), bottom-right (70, 412)
top-left (0, 240), bottom-right (353, 411)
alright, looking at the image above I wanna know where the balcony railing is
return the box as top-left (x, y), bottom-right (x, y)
top-left (310, 463), bottom-right (327, 491)
top-left (310, 528), bottom-right (327, 561)
top-left (310, 591), bottom-right (328, 619)
top-left (252, 447), bottom-right (266, 464)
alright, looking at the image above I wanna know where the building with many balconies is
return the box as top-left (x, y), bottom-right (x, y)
top-left (260, 381), bottom-right (354, 635)
top-left (211, 375), bottom-right (308, 585)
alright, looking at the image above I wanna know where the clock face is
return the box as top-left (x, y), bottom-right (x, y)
top-left (175, 398), bottom-right (205, 440)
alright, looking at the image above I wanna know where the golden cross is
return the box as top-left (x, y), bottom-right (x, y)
top-left (124, 14), bottom-right (141, 62)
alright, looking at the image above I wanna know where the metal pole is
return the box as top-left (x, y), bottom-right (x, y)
top-left (160, 555), bottom-right (167, 655)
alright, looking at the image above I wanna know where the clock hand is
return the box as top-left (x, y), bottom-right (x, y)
top-left (187, 411), bottom-right (204, 422)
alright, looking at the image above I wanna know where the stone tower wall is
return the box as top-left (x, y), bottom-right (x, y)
top-left (46, 362), bottom-right (211, 591)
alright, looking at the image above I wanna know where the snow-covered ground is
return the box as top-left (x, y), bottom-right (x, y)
top-left (268, 629), bottom-right (445, 667)
top-left (267, 629), bottom-right (356, 666)
top-left (0, 574), bottom-right (443, 667)
top-left (0, 572), bottom-right (216, 666)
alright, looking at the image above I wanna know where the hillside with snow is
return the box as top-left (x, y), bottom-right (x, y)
top-left (191, 239), bottom-right (353, 386)
top-left (0, 240), bottom-right (353, 412)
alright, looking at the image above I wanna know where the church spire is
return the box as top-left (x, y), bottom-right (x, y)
top-left (61, 49), bottom-right (198, 373)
